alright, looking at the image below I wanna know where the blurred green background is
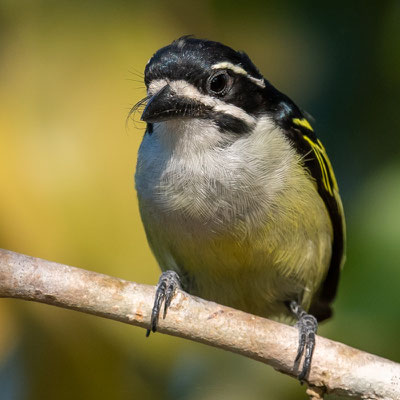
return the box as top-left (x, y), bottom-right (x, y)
top-left (0, 1), bottom-right (399, 399)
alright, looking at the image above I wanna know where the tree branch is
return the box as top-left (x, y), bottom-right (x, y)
top-left (0, 248), bottom-right (398, 399)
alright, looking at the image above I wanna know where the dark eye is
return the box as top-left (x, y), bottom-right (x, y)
top-left (207, 71), bottom-right (232, 96)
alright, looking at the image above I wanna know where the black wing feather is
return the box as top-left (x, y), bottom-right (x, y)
top-left (273, 104), bottom-right (346, 322)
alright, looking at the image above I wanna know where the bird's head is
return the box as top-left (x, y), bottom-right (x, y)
top-left (139, 36), bottom-right (277, 136)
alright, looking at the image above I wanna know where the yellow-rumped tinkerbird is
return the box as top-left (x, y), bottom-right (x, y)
top-left (133, 36), bottom-right (346, 381)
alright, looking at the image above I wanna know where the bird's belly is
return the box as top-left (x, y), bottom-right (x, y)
top-left (136, 128), bottom-right (333, 319)
top-left (141, 198), bottom-right (332, 319)
top-left (170, 233), bottom-right (301, 318)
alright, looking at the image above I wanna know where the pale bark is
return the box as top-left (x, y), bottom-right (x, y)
top-left (0, 248), bottom-right (399, 399)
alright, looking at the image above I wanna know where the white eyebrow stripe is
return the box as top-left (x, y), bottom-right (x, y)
top-left (211, 61), bottom-right (266, 88)
top-left (148, 79), bottom-right (257, 126)
top-left (212, 62), bottom-right (248, 76)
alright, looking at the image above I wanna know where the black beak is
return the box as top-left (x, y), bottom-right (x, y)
top-left (141, 85), bottom-right (208, 123)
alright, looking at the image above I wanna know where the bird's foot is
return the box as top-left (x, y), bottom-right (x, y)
top-left (146, 270), bottom-right (181, 337)
top-left (289, 300), bottom-right (318, 382)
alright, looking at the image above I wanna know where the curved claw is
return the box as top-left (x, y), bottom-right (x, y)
top-left (146, 270), bottom-right (181, 337)
top-left (289, 300), bottom-right (318, 382)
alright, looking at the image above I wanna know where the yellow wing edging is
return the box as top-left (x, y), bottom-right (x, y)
top-left (302, 135), bottom-right (339, 196)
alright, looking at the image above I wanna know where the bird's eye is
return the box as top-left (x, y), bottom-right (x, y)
top-left (207, 71), bottom-right (232, 96)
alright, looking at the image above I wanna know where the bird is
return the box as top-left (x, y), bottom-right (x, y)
top-left (133, 36), bottom-right (346, 381)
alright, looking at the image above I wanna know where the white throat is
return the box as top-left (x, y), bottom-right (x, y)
top-left (136, 117), bottom-right (299, 232)
top-left (152, 118), bottom-right (228, 155)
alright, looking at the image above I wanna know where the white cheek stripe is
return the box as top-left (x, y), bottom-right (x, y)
top-left (148, 79), bottom-right (168, 96)
top-left (148, 79), bottom-right (257, 126)
top-left (211, 61), bottom-right (266, 88)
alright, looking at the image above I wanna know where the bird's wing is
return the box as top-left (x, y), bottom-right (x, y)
top-left (282, 116), bottom-right (346, 321)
